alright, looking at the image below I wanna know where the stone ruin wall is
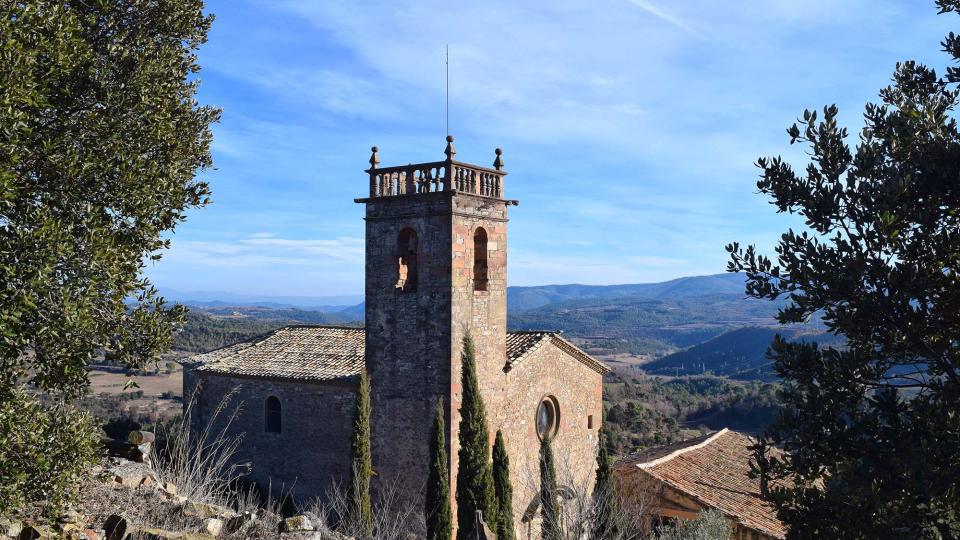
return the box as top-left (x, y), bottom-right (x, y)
top-left (185, 370), bottom-right (355, 503)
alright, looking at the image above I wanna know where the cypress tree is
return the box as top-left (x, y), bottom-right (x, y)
top-left (455, 334), bottom-right (497, 540)
top-left (539, 436), bottom-right (561, 540)
top-left (346, 371), bottom-right (373, 535)
top-left (492, 430), bottom-right (516, 540)
top-left (426, 400), bottom-right (453, 540)
top-left (592, 429), bottom-right (619, 540)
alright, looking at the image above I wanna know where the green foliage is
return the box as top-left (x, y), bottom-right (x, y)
top-left (539, 436), bottom-right (561, 540)
top-left (655, 509), bottom-right (730, 540)
top-left (602, 373), bottom-right (779, 456)
top-left (0, 389), bottom-right (99, 519)
top-left (426, 401), bottom-right (452, 540)
top-left (0, 0), bottom-right (219, 398)
top-left (174, 312), bottom-right (289, 353)
top-left (726, 3), bottom-right (960, 536)
top-left (592, 430), bottom-right (618, 540)
top-left (174, 309), bottom-right (361, 353)
top-left (455, 334), bottom-right (497, 540)
top-left (347, 371), bottom-right (373, 535)
top-left (492, 430), bottom-right (516, 540)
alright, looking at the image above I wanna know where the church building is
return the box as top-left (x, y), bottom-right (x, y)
top-left (184, 137), bottom-right (610, 534)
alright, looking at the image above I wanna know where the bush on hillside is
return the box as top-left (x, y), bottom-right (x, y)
top-left (656, 509), bottom-right (730, 540)
top-left (0, 389), bottom-right (100, 519)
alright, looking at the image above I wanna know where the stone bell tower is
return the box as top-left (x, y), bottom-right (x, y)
top-left (356, 135), bottom-right (514, 489)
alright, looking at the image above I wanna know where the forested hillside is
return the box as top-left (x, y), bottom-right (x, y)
top-left (601, 372), bottom-right (780, 456)
top-left (507, 273), bottom-right (749, 311)
top-left (508, 293), bottom-right (785, 356)
top-left (640, 327), bottom-right (845, 381)
top-left (173, 309), bottom-right (360, 353)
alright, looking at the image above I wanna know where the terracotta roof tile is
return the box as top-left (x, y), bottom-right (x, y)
top-left (615, 429), bottom-right (787, 539)
top-left (614, 431), bottom-right (717, 468)
top-left (506, 331), bottom-right (611, 375)
top-left (506, 331), bottom-right (552, 363)
top-left (193, 326), bottom-right (364, 382)
top-left (191, 326), bottom-right (609, 382)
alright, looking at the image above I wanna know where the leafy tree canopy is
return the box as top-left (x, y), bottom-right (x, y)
top-left (728, 1), bottom-right (960, 537)
top-left (0, 0), bottom-right (219, 398)
top-left (655, 509), bottom-right (730, 540)
top-left (592, 430), bottom-right (619, 540)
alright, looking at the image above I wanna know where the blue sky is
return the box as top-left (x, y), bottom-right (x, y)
top-left (148, 0), bottom-right (954, 298)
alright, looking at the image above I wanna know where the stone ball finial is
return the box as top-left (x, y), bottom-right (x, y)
top-left (444, 135), bottom-right (456, 160)
top-left (369, 146), bottom-right (380, 168)
top-left (493, 148), bottom-right (504, 171)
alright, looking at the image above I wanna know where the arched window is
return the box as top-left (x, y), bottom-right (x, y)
top-left (396, 228), bottom-right (418, 292)
top-left (265, 396), bottom-right (282, 433)
top-left (473, 227), bottom-right (488, 292)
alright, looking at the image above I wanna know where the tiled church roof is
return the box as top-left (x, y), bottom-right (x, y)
top-left (506, 331), bottom-right (611, 375)
top-left (615, 429), bottom-right (787, 539)
top-left (192, 326), bottom-right (365, 383)
top-left (190, 325), bottom-right (609, 382)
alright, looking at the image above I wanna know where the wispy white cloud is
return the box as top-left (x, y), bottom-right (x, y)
top-left (163, 234), bottom-right (364, 268)
top-left (143, 0), bottom-right (953, 295)
top-left (624, 0), bottom-right (706, 40)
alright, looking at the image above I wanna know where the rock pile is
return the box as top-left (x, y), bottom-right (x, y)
top-left (0, 430), bottom-right (355, 540)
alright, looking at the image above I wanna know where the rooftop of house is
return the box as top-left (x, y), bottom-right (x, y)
top-left (189, 325), bottom-right (609, 383)
top-left (615, 428), bottom-right (788, 540)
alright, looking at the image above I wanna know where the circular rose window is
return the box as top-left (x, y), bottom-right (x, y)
top-left (536, 396), bottom-right (560, 440)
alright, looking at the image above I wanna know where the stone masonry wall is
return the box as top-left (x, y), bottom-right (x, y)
top-left (489, 341), bottom-right (605, 537)
top-left (448, 192), bottom-right (510, 519)
top-left (363, 188), bottom-right (603, 536)
top-left (362, 191), bottom-right (456, 489)
top-left (187, 371), bottom-right (356, 503)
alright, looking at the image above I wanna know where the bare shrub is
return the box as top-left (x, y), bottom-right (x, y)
top-left (518, 450), bottom-right (655, 540)
top-left (307, 472), bottom-right (426, 540)
top-left (150, 384), bottom-right (248, 506)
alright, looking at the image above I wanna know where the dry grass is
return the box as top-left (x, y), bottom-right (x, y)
top-left (78, 470), bottom-right (205, 534)
top-left (150, 385), bottom-right (247, 507)
top-left (88, 366), bottom-right (183, 397)
top-left (303, 473), bottom-right (425, 540)
top-left (517, 451), bottom-right (656, 540)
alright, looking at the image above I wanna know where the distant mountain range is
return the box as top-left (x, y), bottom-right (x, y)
top-left (165, 273), bottom-right (748, 312)
top-left (507, 273), bottom-right (804, 358)
top-left (158, 288), bottom-right (363, 310)
top-left (641, 327), bottom-right (844, 381)
top-left (174, 273), bottom-right (833, 380)
top-left (507, 273), bottom-right (751, 312)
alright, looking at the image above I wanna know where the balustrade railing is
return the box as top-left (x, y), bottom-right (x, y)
top-left (365, 137), bottom-right (506, 199)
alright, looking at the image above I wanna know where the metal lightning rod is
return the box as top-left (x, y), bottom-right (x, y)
top-left (445, 44), bottom-right (450, 137)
